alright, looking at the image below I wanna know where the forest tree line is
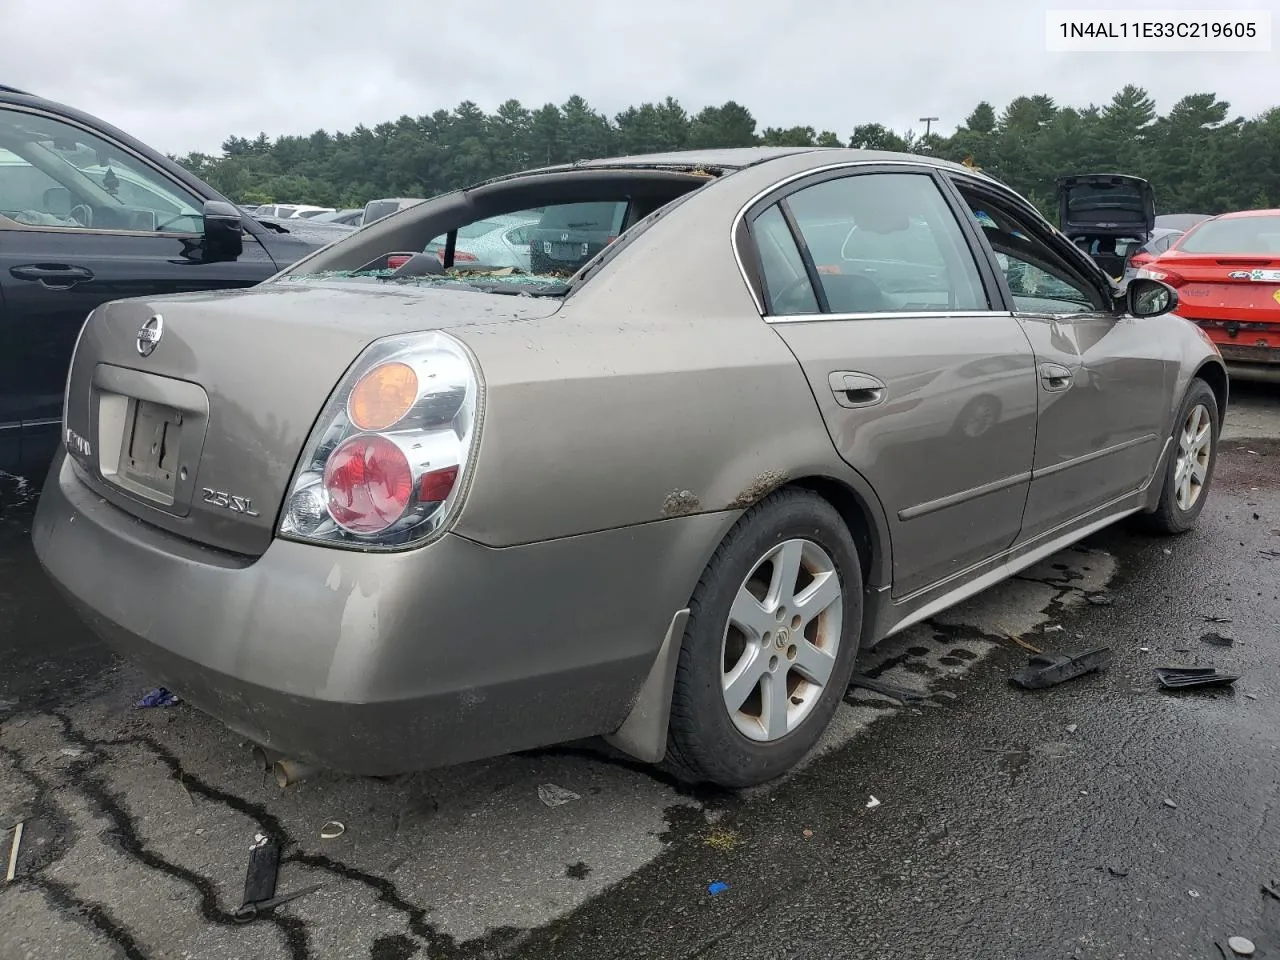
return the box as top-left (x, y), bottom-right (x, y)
top-left (173, 85), bottom-right (1280, 218)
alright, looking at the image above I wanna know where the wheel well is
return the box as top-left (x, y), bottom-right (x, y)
top-left (789, 476), bottom-right (881, 586)
top-left (1194, 362), bottom-right (1228, 427)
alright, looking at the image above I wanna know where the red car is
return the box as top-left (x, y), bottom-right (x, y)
top-left (1138, 209), bottom-right (1280, 375)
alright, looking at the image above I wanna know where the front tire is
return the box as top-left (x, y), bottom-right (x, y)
top-left (664, 489), bottom-right (863, 788)
top-left (1143, 378), bottom-right (1219, 535)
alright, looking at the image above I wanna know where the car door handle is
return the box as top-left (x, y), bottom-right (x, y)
top-left (10, 263), bottom-right (95, 288)
top-left (828, 371), bottom-right (887, 408)
top-left (1039, 361), bottom-right (1073, 392)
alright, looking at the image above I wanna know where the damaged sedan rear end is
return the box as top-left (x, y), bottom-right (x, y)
top-left (33, 147), bottom-right (1217, 788)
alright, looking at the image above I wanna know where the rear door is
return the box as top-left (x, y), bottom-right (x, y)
top-left (947, 174), bottom-right (1173, 540)
top-left (743, 165), bottom-right (1039, 598)
top-left (0, 104), bottom-right (276, 471)
top-left (1152, 213), bottom-right (1280, 358)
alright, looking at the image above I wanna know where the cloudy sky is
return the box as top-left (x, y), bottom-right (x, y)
top-left (7, 0), bottom-right (1279, 155)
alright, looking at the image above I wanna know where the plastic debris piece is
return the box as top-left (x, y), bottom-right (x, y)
top-left (1261, 881), bottom-right (1280, 901)
top-left (241, 834), bottom-right (279, 907)
top-left (1043, 624), bottom-right (1064, 633)
top-left (59, 748), bottom-right (83, 757)
top-left (1065, 724), bottom-right (1078, 734)
top-left (1163, 799), bottom-right (1178, 809)
top-left (319, 821), bottom-right (345, 840)
top-left (1203, 616), bottom-right (1233, 624)
top-left (802, 829), bottom-right (813, 839)
top-left (1107, 866), bottom-right (1129, 877)
top-left (135, 687), bottom-right (180, 708)
top-left (1200, 632), bottom-right (1235, 647)
top-left (1227, 936), bottom-right (1255, 956)
top-left (866, 796), bottom-right (881, 809)
top-left (1245, 693), bottom-right (1259, 700)
top-left (537, 783), bottom-right (581, 807)
top-left (1085, 593), bottom-right (1114, 606)
top-left (1188, 889), bottom-right (1200, 897)
top-left (1140, 647), bottom-right (1151, 653)
top-left (1010, 647), bottom-right (1113, 690)
top-left (5, 821), bottom-right (22, 882)
top-left (848, 675), bottom-right (927, 702)
top-left (1155, 667), bottom-right (1239, 690)
top-left (234, 883), bottom-right (323, 922)
top-left (707, 881), bottom-right (730, 896)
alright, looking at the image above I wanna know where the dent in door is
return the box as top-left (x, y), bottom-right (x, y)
top-left (1018, 314), bottom-right (1170, 536)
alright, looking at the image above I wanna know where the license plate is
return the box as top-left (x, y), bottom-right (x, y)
top-left (119, 399), bottom-right (182, 500)
top-left (544, 241), bottom-right (585, 260)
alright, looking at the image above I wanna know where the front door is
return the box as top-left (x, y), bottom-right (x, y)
top-left (745, 166), bottom-right (1040, 598)
top-left (947, 176), bottom-right (1173, 539)
top-left (0, 104), bottom-right (276, 472)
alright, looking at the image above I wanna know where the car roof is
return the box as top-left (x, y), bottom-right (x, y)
top-left (475, 146), bottom-right (986, 190)
top-left (1214, 208), bottom-right (1280, 220)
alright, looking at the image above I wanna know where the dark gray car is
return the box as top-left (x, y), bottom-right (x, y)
top-left (32, 147), bottom-right (1226, 788)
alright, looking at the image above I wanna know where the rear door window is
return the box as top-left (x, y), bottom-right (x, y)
top-left (758, 171), bottom-right (989, 315)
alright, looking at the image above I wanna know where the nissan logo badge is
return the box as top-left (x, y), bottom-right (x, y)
top-left (137, 314), bottom-right (163, 357)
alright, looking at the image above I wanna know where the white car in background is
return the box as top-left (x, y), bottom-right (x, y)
top-left (425, 213), bottom-right (540, 270)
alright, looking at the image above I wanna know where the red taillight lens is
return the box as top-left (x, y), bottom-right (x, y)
top-left (1129, 252), bottom-right (1152, 267)
top-left (419, 465), bottom-right (459, 503)
top-left (454, 250), bottom-right (477, 262)
top-left (323, 434), bottom-right (413, 534)
top-left (387, 254), bottom-right (412, 269)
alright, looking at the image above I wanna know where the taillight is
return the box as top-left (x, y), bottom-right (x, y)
top-left (1129, 252), bottom-right (1152, 267)
top-left (1137, 267), bottom-right (1185, 288)
top-left (279, 331), bottom-right (483, 550)
top-left (454, 250), bottom-right (477, 263)
top-left (386, 254), bottom-right (412, 269)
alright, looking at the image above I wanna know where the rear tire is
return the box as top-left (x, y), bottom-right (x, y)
top-left (1143, 378), bottom-right (1219, 535)
top-left (664, 489), bottom-right (863, 788)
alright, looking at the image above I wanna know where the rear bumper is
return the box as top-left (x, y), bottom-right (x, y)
top-left (32, 453), bottom-right (728, 774)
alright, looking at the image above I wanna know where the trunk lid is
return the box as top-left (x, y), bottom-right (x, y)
top-left (1156, 253), bottom-right (1280, 324)
top-left (1056, 173), bottom-right (1156, 238)
top-left (62, 279), bottom-right (561, 556)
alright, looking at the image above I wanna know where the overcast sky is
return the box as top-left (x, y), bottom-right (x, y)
top-left (7, 0), bottom-right (1279, 155)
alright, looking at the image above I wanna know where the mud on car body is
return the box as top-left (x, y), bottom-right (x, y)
top-left (33, 147), bottom-right (1225, 788)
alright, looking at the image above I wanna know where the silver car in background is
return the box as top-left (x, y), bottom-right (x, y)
top-left (33, 147), bottom-right (1226, 788)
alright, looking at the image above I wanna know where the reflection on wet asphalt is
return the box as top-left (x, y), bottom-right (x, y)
top-left (1, 391), bottom-right (1278, 960)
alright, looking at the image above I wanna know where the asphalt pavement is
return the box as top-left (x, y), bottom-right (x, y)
top-left (1, 383), bottom-right (1278, 960)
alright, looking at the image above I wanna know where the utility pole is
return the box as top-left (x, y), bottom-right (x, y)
top-left (919, 116), bottom-right (939, 137)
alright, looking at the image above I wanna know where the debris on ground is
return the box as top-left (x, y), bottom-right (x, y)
top-left (1188, 889), bottom-right (1201, 897)
top-left (1004, 632), bottom-right (1044, 654)
top-left (537, 783), bottom-right (581, 807)
top-left (707, 881), bottom-right (730, 896)
top-left (1227, 936), bottom-right (1256, 956)
top-left (802, 829), bottom-right (814, 839)
top-left (319, 821), bottom-right (345, 840)
top-left (848, 675), bottom-right (927, 702)
top-left (1010, 647), bottom-right (1112, 690)
top-left (240, 834), bottom-right (279, 908)
top-left (1203, 616), bottom-right (1233, 624)
top-left (1043, 624), bottom-right (1064, 633)
top-left (134, 687), bottom-right (180, 708)
top-left (234, 833), bottom-right (321, 921)
top-left (1107, 866), bottom-right (1129, 877)
top-left (1085, 593), bottom-right (1114, 606)
top-left (1262, 880), bottom-right (1280, 901)
top-left (5, 821), bottom-right (22, 882)
top-left (1163, 799), bottom-right (1178, 809)
top-left (1155, 667), bottom-right (1240, 691)
top-left (704, 828), bottom-right (739, 851)
top-left (1201, 631), bottom-right (1236, 647)
top-left (866, 796), bottom-right (881, 809)
top-left (1065, 724), bottom-right (1078, 734)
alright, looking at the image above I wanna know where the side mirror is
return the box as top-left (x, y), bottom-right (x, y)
top-left (1124, 277), bottom-right (1178, 318)
top-left (201, 200), bottom-right (244, 262)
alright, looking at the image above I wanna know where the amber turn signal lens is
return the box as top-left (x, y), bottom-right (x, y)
top-left (347, 361), bottom-right (418, 431)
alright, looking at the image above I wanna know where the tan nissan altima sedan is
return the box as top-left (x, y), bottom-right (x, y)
top-left (33, 147), bottom-right (1227, 788)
